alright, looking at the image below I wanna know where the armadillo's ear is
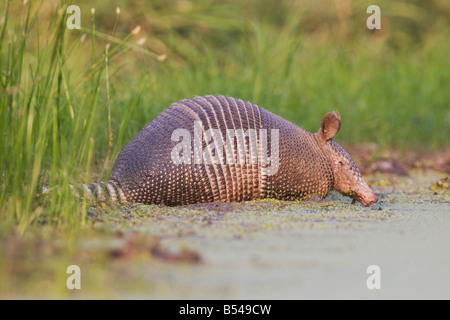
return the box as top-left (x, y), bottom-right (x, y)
top-left (319, 110), bottom-right (341, 141)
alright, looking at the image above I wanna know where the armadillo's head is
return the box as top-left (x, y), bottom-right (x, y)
top-left (315, 111), bottom-right (378, 207)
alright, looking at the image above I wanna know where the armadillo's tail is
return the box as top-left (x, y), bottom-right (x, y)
top-left (80, 180), bottom-right (128, 202)
top-left (40, 180), bottom-right (127, 202)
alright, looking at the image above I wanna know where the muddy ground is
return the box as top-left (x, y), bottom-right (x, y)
top-left (0, 149), bottom-right (449, 299)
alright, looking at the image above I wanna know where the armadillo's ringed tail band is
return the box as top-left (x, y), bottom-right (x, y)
top-left (83, 180), bottom-right (127, 202)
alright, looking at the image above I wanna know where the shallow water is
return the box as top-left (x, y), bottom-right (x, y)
top-left (1, 170), bottom-right (448, 299)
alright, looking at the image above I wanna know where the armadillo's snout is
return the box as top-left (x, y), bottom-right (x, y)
top-left (359, 191), bottom-right (378, 207)
top-left (352, 185), bottom-right (378, 207)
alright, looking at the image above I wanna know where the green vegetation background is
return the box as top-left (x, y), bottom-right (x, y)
top-left (0, 0), bottom-right (449, 230)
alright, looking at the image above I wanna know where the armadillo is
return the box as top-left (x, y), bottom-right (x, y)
top-left (86, 95), bottom-right (378, 207)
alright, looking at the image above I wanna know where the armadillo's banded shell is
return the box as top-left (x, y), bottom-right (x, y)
top-left (110, 95), bottom-right (334, 205)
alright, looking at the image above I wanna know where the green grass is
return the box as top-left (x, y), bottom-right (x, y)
top-left (0, 0), bottom-right (449, 232)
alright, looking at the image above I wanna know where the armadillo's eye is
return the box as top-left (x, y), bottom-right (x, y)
top-left (338, 161), bottom-right (344, 166)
